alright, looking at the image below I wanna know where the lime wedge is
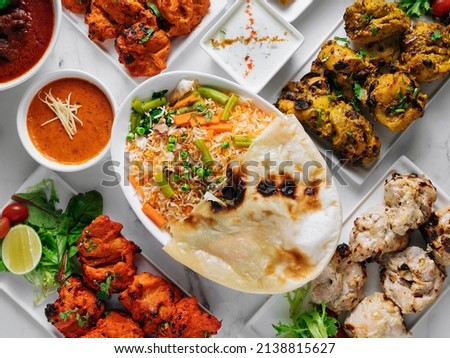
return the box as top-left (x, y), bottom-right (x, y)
top-left (1, 224), bottom-right (42, 275)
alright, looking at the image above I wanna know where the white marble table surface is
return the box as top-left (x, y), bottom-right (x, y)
top-left (1, 0), bottom-right (449, 338)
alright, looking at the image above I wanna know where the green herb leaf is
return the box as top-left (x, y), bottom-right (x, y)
top-left (354, 82), bottom-right (366, 101)
top-left (333, 36), bottom-right (350, 45)
top-left (356, 48), bottom-right (366, 59)
top-left (138, 28), bottom-right (155, 43)
top-left (95, 275), bottom-right (113, 301)
top-left (11, 179), bottom-right (62, 229)
top-left (273, 285), bottom-right (339, 338)
top-left (431, 30), bottom-right (442, 41)
top-left (389, 90), bottom-right (409, 114)
top-left (59, 308), bottom-right (78, 322)
top-left (398, 0), bottom-right (431, 18)
top-left (0, 0), bottom-right (12, 10)
top-left (65, 191), bottom-right (103, 233)
top-left (315, 108), bottom-right (324, 127)
top-left (362, 14), bottom-right (373, 23)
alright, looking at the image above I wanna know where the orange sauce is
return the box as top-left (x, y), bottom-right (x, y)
top-left (26, 78), bottom-right (114, 165)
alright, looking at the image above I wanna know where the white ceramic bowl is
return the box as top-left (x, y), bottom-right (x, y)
top-left (17, 69), bottom-right (117, 172)
top-left (199, 0), bottom-right (304, 93)
top-left (265, 0), bottom-right (313, 23)
top-left (0, 0), bottom-right (62, 91)
top-left (110, 70), bottom-right (287, 245)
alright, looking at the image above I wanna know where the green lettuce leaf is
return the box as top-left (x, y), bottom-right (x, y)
top-left (273, 284), bottom-right (339, 338)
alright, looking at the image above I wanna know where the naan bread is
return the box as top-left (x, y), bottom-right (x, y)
top-left (164, 115), bottom-right (342, 293)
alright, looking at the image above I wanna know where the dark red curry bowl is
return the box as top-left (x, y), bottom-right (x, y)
top-left (0, 0), bottom-right (62, 91)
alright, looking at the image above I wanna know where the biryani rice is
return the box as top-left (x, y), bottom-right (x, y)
top-left (126, 88), bottom-right (275, 231)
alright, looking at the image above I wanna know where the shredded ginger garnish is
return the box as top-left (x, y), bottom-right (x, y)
top-left (39, 90), bottom-right (83, 140)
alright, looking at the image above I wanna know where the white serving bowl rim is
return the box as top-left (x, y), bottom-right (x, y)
top-left (17, 69), bottom-right (117, 172)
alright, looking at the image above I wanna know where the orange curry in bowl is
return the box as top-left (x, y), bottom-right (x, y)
top-left (26, 77), bottom-right (114, 165)
top-left (0, 0), bottom-right (54, 84)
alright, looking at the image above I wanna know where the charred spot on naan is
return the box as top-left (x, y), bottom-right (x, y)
top-left (182, 212), bottom-right (218, 228)
top-left (265, 247), bottom-right (314, 281)
top-left (257, 174), bottom-right (297, 199)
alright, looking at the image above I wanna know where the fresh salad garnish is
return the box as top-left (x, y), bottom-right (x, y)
top-left (399, 0), bottom-right (432, 17)
top-left (273, 284), bottom-right (340, 338)
top-left (0, 179), bottom-right (103, 304)
top-left (399, 0), bottom-right (450, 19)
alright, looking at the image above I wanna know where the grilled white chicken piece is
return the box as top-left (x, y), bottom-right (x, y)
top-left (310, 243), bottom-right (367, 313)
top-left (384, 173), bottom-right (437, 236)
top-left (380, 246), bottom-right (447, 314)
top-left (344, 292), bottom-right (411, 338)
top-left (348, 205), bottom-right (409, 262)
top-left (421, 207), bottom-right (450, 266)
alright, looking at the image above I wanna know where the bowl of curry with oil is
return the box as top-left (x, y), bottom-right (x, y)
top-left (17, 69), bottom-right (116, 172)
top-left (0, 0), bottom-right (62, 91)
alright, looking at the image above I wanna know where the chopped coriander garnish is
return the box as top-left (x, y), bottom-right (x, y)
top-left (350, 98), bottom-right (362, 112)
top-left (59, 308), bottom-right (78, 322)
top-left (334, 36), bottom-right (350, 45)
top-left (407, 86), bottom-right (419, 99)
top-left (370, 25), bottom-right (378, 36)
top-left (354, 82), bottom-right (366, 101)
top-left (390, 90), bottom-right (409, 114)
top-left (75, 312), bottom-right (90, 328)
top-left (356, 48), bottom-right (367, 59)
top-left (95, 275), bottom-right (113, 301)
top-left (315, 108), bottom-right (324, 127)
top-left (138, 28), bottom-right (155, 44)
top-left (362, 14), bottom-right (373, 23)
top-left (431, 30), bottom-right (442, 41)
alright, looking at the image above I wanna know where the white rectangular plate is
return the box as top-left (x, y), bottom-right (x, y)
top-left (265, 0), bottom-right (313, 23)
top-left (0, 166), bottom-right (187, 338)
top-left (62, 0), bottom-right (228, 84)
top-left (239, 156), bottom-right (450, 338)
top-left (266, 17), bottom-right (450, 185)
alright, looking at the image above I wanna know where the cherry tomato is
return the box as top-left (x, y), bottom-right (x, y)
top-left (2, 202), bottom-right (29, 224)
top-left (432, 0), bottom-right (450, 17)
top-left (0, 216), bottom-right (10, 239)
